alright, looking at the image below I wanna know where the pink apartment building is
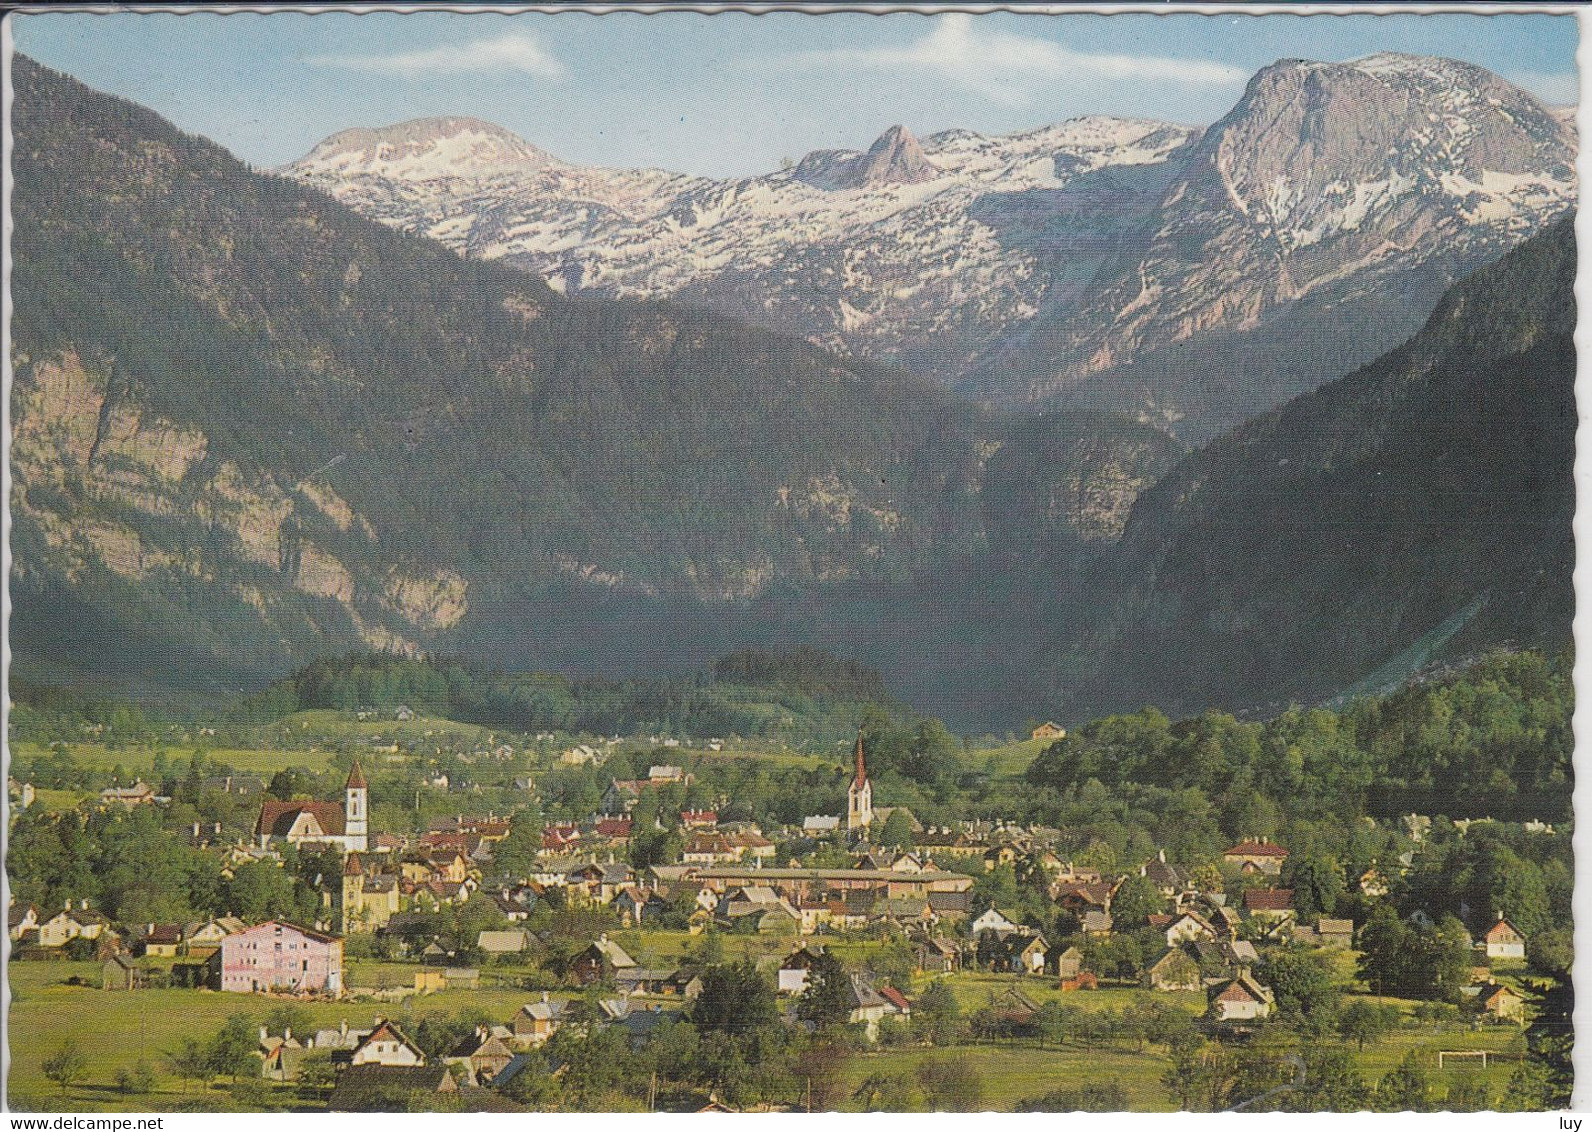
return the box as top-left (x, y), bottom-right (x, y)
top-left (220, 920), bottom-right (343, 994)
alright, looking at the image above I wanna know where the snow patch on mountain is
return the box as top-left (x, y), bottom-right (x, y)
top-left (284, 54), bottom-right (1576, 427)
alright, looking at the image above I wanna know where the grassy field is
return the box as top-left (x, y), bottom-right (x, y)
top-left (840, 1042), bottom-right (1177, 1111)
top-left (5, 960), bottom-right (558, 1111)
top-left (7, 958), bottom-right (1537, 1113)
top-left (925, 970), bottom-right (1204, 1016)
top-left (1338, 992), bottom-right (1527, 1101)
top-left (30, 787), bottom-right (94, 812)
top-left (23, 742), bottom-right (337, 778)
top-left (971, 736), bottom-right (1050, 779)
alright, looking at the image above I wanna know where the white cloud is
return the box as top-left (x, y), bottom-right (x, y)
top-left (308, 32), bottom-right (565, 80)
top-left (762, 14), bottom-right (1247, 107)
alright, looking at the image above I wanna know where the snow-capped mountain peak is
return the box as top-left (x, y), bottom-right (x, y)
top-left (284, 53), bottom-right (1574, 436)
top-left (292, 115), bottom-right (562, 181)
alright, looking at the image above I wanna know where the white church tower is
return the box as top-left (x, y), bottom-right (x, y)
top-left (847, 732), bottom-right (873, 833)
top-left (344, 760), bottom-right (369, 852)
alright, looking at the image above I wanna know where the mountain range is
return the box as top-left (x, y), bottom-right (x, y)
top-left (286, 51), bottom-right (1575, 440)
top-left (7, 53), bottom-right (1578, 728)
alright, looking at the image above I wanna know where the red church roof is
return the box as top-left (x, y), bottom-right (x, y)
top-left (255, 800), bottom-right (346, 839)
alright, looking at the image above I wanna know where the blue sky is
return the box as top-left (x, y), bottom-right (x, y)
top-left (9, 9), bottom-right (1579, 178)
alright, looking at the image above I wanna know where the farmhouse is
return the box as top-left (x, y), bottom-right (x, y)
top-left (1222, 839), bottom-right (1289, 875)
top-left (1164, 911), bottom-right (1218, 946)
top-left (1207, 971), bottom-right (1275, 1022)
top-left (446, 1026), bottom-right (516, 1084)
top-left (1145, 947), bottom-right (1202, 992)
top-left (1484, 918), bottom-right (1527, 960)
top-left (571, 934), bottom-right (637, 985)
top-left (348, 1020), bottom-right (426, 1068)
top-left (778, 943), bottom-right (826, 995)
top-left (1241, 888), bottom-right (1296, 923)
top-left (514, 993), bottom-right (569, 1046)
top-left (1482, 983), bottom-right (1528, 1023)
top-left (846, 975), bottom-right (893, 1039)
top-left (99, 781), bottom-right (159, 808)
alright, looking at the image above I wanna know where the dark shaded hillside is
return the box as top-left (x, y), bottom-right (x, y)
top-left (1056, 215), bottom-right (1576, 718)
top-left (8, 56), bottom-right (995, 691)
top-left (8, 56), bottom-right (1576, 731)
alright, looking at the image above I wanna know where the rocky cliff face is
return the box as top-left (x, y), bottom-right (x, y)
top-left (973, 53), bottom-right (1577, 435)
top-left (8, 56), bottom-right (1002, 691)
top-left (286, 54), bottom-right (1575, 438)
top-left (802, 124), bottom-right (942, 190)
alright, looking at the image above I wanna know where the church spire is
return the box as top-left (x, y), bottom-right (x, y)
top-left (345, 759), bottom-right (368, 789)
top-left (847, 731), bottom-right (872, 832)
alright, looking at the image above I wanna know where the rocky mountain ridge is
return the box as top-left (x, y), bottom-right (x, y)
top-left (286, 52), bottom-right (1575, 438)
top-left (287, 114), bottom-right (1201, 392)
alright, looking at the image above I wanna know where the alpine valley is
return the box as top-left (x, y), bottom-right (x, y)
top-left (7, 50), bottom-right (1577, 728)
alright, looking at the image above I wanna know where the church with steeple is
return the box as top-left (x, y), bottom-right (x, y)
top-left (253, 760), bottom-right (370, 854)
top-left (846, 731), bottom-right (873, 832)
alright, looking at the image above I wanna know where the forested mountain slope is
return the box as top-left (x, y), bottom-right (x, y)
top-left (1051, 215), bottom-right (1577, 718)
top-left (9, 56), bottom-right (997, 691)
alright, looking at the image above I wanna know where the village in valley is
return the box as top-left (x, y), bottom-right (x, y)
top-left (3, 651), bottom-right (1573, 1113)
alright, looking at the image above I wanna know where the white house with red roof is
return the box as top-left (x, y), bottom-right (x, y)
top-left (1484, 918), bottom-right (1527, 959)
top-left (1207, 970), bottom-right (1275, 1022)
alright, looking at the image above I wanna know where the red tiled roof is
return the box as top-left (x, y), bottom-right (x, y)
top-left (255, 800), bottom-right (345, 839)
top-left (1485, 919), bottom-right (1524, 942)
top-left (595, 817), bottom-right (634, 839)
top-left (1225, 840), bottom-right (1289, 858)
top-left (420, 832), bottom-right (471, 851)
top-left (1054, 881), bottom-right (1113, 906)
top-left (1242, 888), bottom-right (1295, 911)
top-left (543, 825), bottom-right (581, 850)
top-left (686, 833), bottom-right (733, 854)
top-left (879, 986), bottom-right (912, 1012)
